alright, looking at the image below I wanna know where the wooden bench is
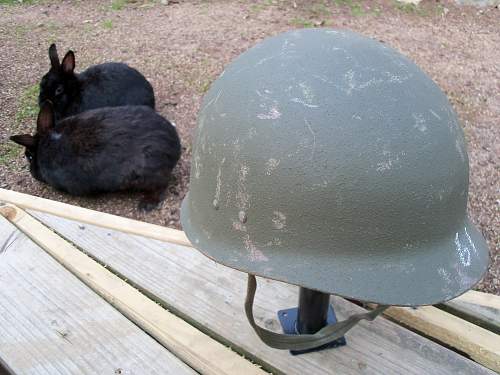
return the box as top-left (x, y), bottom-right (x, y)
top-left (0, 188), bottom-right (499, 374)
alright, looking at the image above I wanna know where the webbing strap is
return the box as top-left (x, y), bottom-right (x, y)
top-left (244, 274), bottom-right (388, 351)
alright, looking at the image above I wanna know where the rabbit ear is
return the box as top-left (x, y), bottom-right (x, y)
top-left (37, 101), bottom-right (55, 135)
top-left (61, 50), bottom-right (75, 75)
top-left (10, 134), bottom-right (36, 148)
top-left (49, 44), bottom-right (60, 70)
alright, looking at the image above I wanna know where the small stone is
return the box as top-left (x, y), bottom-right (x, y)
top-left (238, 211), bottom-right (247, 223)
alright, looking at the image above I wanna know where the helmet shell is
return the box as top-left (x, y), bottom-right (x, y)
top-left (181, 29), bottom-right (489, 306)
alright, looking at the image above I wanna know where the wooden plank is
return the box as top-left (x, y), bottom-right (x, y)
top-left (29, 210), bottom-right (496, 375)
top-left (0, 205), bottom-right (264, 375)
top-left (2, 188), bottom-right (494, 316)
top-left (439, 291), bottom-right (500, 334)
top-left (378, 306), bottom-right (500, 372)
top-left (0, 215), bottom-right (195, 375)
top-left (0, 188), bottom-right (190, 247)
top-left (455, 290), bottom-right (500, 311)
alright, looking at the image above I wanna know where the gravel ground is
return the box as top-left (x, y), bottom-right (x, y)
top-left (0, 0), bottom-right (498, 295)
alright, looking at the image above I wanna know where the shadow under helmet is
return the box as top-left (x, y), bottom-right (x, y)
top-left (181, 28), bottom-right (489, 306)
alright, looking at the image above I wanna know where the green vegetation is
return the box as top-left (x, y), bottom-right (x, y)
top-left (15, 84), bottom-right (39, 125)
top-left (349, 3), bottom-right (365, 16)
top-left (3, 83), bottom-right (38, 167)
top-left (102, 19), bottom-right (114, 29)
top-left (434, 4), bottom-right (446, 17)
top-left (393, 1), bottom-right (427, 16)
top-left (310, 3), bottom-right (330, 17)
top-left (248, 0), bottom-right (277, 14)
top-left (0, 142), bottom-right (20, 167)
top-left (290, 17), bottom-right (315, 28)
top-left (111, 0), bottom-right (128, 11)
top-left (249, 3), bottom-right (265, 13)
top-left (372, 6), bottom-right (382, 17)
top-left (13, 24), bottom-right (29, 40)
top-left (333, 0), bottom-right (369, 17)
top-left (200, 79), bottom-right (212, 94)
top-left (394, 1), bottom-right (417, 13)
top-left (0, 0), bottom-right (39, 4)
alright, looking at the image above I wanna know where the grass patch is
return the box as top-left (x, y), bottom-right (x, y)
top-left (393, 1), bottom-right (427, 16)
top-left (0, 0), bottom-right (39, 4)
top-left (249, 3), bottom-right (265, 13)
top-left (371, 6), bottom-right (382, 16)
top-left (111, 0), bottom-right (129, 10)
top-left (290, 17), bottom-right (315, 28)
top-left (249, 0), bottom-right (277, 14)
top-left (394, 1), bottom-right (417, 12)
top-left (7, 83), bottom-right (39, 167)
top-left (310, 3), bottom-right (330, 16)
top-left (102, 19), bottom-right (114, 29)
top-left (333, 0), bottom-right (368, 17)
top-left (15, 84), bottom-right (39, 126)
top-left (0, 142), bottom-right (21, 167)
top-left (434, 4), bottom-right (446, 17)
top-left (199, 79), bottom-right (212, 94)
top-left (350, 3), bottom-right (365, 16)
top-left (13, 24), bottom-right (29, 40)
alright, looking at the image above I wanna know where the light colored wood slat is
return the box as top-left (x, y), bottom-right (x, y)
top-left (0, 188), bottom-right (190, 247)
top-left (29, 210), bottom-right (496, 375)
top-left (455, 290), bottom-right (500, 310)
top-left (379, 306), bottom-right (500, 372)
top-left (441, 291), bottom-right (500, 334)
top-left (0, 205), bottom-right (264, 375)
top-left (0, 215), bottom-right (195, 375)
top-left (1, 188), bottom-right (493, 311)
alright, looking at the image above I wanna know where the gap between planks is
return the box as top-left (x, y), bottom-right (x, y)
top-left (374, 305), bottom-right (500, 372)
top-left (0, 187), bottom-right (496, 311)
top-left (1, 188), bottom-right (499, 372)
top-left (0, 215), bottom-right (196, 375)
top-left (0, 203), bottom-right (264, 375)
top-left (28, 210), bottom-right (494, 375)
top-left (438, 291), bottom-right (500, 335)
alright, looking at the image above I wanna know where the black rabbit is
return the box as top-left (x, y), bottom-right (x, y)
top-left (39, 44), bottom-right (155, 120)
top-left (10, 102), bottom-right (181, 211)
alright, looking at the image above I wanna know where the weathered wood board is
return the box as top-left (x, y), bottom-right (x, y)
top-left (0, 215), bottom-right (195, 375)
top-left (31, 210), bottom-right (495, 375)
top-left (1, 205), bottom-right (264, 375)
top-left (0, 188), bottom-right (190, 246)
top-left (378, 305), bottom-right (500, 371)
top-left (441, 291), bottom-right (500, 334)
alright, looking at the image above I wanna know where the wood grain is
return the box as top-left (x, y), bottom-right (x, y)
top-left (379, 305), bottom-right (500, 372)
top-left (29, 210), bottom-right (496, 375)
top-left (441, 291), bottom-right (500, 334)
top-left (0, 205), bottom-right (264, 375)
top-left (0, 215), bottom-right (195, 375)
top-left (0, 188), bottom-right (190, 246)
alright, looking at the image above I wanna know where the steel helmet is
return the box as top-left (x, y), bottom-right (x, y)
top-left (181, 28), bottom-right (489, 307)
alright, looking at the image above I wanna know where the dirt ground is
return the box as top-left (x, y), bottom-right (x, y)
top-left (0, 0), bottom-right (498, 295)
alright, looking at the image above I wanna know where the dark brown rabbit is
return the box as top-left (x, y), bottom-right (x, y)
top-left (11, 102), bottom-right (180, 211)
top-left (39, 44), bottom-right (155, 120)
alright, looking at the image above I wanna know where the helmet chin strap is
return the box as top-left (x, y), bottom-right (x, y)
top-left (244, 274), bottom-right (389, 351)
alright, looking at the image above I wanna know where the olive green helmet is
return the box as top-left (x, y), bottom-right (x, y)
top-left (181, 28), bottom-right (489, 307)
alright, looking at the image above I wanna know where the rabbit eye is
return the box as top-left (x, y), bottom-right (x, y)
top-left (55, 85), bottom-right (64, 96)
